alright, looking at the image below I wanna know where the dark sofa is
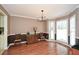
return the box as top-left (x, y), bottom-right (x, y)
top-left (8, 34), bottom-right (27, 45)
top-left (7, 33), bottom-right (49, 45)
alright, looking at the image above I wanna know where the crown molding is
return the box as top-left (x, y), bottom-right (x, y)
top-left (0, 9), bottom-right (7, 15)
top-left (10, 14), bottom-right (37, 20)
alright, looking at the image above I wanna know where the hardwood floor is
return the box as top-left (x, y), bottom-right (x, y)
top-left (2, 41), bottom-right (79, 55)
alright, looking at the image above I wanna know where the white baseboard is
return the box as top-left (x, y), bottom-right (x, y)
top-left (7, 41), bottom-right (27, 49)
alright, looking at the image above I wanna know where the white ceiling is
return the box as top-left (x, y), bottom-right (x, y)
top-left (2, 4), bottom-right (79, 20)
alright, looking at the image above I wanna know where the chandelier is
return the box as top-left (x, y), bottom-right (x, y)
top-left (38, 10), bottom-right (46, 21)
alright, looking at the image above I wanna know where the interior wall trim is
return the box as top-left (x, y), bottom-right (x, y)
top-left (10, 14), bottom-right (36, 20)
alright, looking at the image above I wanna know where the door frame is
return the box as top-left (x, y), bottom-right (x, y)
top-left (0, 9), bottom-right (8, 54)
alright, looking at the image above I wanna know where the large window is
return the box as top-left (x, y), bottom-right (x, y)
top-left (48, 14), bottom-right (76, 46)
top-left (56, 19), bottom-right (68, 43)
top-left (48, 21), bottom-right (55, 40)
top-left (70, 15), bottom-right (76, 46)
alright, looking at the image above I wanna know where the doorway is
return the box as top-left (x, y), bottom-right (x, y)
top-left (0, 9), bottom-right (7, 54)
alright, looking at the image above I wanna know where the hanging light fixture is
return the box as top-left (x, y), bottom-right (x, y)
top-left (38, 10), bottom-right (46, 21)
top-left (41, 10), bottom-right (44, 20)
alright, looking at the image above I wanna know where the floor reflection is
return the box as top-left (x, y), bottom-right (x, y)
top-left (3, 41), bottom-right (79, 55)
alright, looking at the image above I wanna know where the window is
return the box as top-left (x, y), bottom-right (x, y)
top-left (70, 15), bottom-right (76, 46)
top-left (48, 21), bottom-right (55, 40)
top-left (56, 19), bottom-right (68, 43)
top-left (48, 14), bottom-right (76, 46)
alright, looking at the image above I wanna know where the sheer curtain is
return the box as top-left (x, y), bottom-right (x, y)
top-left (48, 21), bottom-right (55, 40)
top-left (56, 19), bottom-right (68, 43)
top-left (70, 15), bottom-right (76, 46)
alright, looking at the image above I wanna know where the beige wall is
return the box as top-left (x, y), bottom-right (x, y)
top-left (9, 16), bottom-right (47, 34)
